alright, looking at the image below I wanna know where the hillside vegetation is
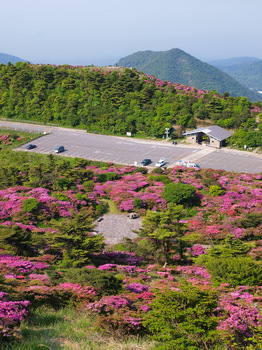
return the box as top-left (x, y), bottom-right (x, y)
top-left (1, 132), bottom-right (262, 349)
top-left (117, 48), bottom-right (261, 101)
top-left (1, 62), bottom-right (262, 147)
top-left (211, 58), bottom-right (262, 93)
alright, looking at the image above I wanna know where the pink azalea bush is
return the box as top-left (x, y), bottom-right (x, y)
top-left (0, 292), bottom-right (30, 340)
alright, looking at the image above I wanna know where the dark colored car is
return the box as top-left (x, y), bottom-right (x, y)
top-left (26, 144), bottom-right (37, 150)
top-left (141, 159), bottom-right (152, 166)
top-left (54, 145), bottom-right (65, 153)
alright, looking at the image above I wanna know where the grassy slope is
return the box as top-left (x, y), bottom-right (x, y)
top-left (2, 307), bottom-right (155, 350)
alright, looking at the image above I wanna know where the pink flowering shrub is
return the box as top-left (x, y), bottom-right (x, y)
top-left (0, 255), bottom-right (50, 275)
top-left (126, 283), bottom-right (149, 293)
top-left (87, 295), bottom-right (144, 334)
top-left (187, 245), bottom-right (206, 257)
top-left (0, 292), bottom-right (30, 340)
top-left (0, 162), bottom-right (262, 344)
top-left (20, 282), bottom-right (97, 309)
top-left (218, 291), bottom-right (262, 346)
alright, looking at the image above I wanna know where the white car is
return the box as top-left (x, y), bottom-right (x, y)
top-left (186, 163), bottom-right (200, 169)
top-left (155, 157), bottom-right (166, 167)
top-left (177, 160), bottom-right (200, 169)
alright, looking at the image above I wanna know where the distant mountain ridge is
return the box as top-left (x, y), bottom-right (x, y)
top-left (117, 49), bottom-right (261, 101)
top-left (208, 57), bottom-right (260, 68)
top-left (0, 53), bottom-right (27, 64)
top-left (209, 57), bottom-right (262, 93)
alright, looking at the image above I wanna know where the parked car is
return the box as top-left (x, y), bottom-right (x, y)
top-left (140, 158), bottom-right (152, 166)
top-left (186, 162), bottom-right (200, 169)
top-left (26, 144), bottom-right (36, 150)
top-left (129, 213), bottom-right (139, 219)
top-left (54, 145), bottom-right (65, 153)
top-left (177, 160), bottom-right (200, 169)
top-left (155, 157), bottom-right (166, 167)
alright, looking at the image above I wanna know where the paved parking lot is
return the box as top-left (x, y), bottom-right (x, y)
top-left (1, 121), bottom-right (262, 173)
top-left (17, 128), bottom-right (202, 168)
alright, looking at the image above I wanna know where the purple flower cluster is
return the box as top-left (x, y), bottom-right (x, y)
top-left (126, 283), bottom-right (149, 293)
top-left (0, 297), bottom-right (30, 339)
top-left (187, 245), bottom-right (206, 257)
top-left (218, 292), bottom-right (262, 338)
top-left (87, 295), bottom-right (131, 313)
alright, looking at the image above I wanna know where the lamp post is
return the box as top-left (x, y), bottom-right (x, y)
top-left (165, 128), bottom-right (169, 142)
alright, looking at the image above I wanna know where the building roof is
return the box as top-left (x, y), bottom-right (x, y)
top-left (183, 125), bottom-right (233, 141)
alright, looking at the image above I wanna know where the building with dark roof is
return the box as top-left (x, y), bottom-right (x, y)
top-left (183, 125), bottom-right (233, 148)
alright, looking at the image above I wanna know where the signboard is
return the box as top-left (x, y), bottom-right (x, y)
top-left (126, 132), bottom-right (132, 137)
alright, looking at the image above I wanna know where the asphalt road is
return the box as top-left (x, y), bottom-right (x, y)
top-left (1, 121), bottom-right (262, 173)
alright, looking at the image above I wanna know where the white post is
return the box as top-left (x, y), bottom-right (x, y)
top-left (165, 128), bottom-right (169, 142)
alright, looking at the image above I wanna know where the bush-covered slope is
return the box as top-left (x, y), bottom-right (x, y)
top-left (1, 62), bottom-right (262, 140)
top-left (1, 132), bottom-right (262, 349)
top-left (212, 59), bottom-right (262, 93)
top-left (117, 48), bottom-right (261, 101)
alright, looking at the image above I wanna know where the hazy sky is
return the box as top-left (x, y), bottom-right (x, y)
top-left (1, 0), bottom-right (261, 65)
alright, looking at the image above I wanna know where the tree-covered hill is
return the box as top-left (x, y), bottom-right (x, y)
top-left (117, 48), bottom-right (261, 101)
top-left (211, 58), bottom-right (262, 93)
top-left (0, 62), bottom-right (262, 144)
top-left (0, 52), bottom-right (27, 64)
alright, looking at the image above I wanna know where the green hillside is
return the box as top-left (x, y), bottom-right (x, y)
top-left (117, 48), bottom-right (261, 101)
top-left (0, 62), bottom-right (262, 147)
top-left (213, 59), bottom-right (262, 93)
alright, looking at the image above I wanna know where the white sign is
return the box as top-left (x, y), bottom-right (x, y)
top-left (126, 132), bottom-right (132, 137)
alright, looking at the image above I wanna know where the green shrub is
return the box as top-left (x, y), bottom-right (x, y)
top-left (82, 180), bottom-right (95, 192)
top-left (147, 174), bottom-right (173, 184)
top-left (95, 204), bottom-right (107, 215)
top-left (56, 177), bottom-right (74, 190)
top-left (202, 178), bottom-right (220, 188)
top-left (151, 167), bottom-right (164, 174)
top-left (237, 212), bottom-right (262, 228)
top-left (143, 283), bottom-right (219, 350)
top-left (134, 167), bottom-right (148, 174)
top-left (22, 198), bottom-right (39, 212)
top-left (75, 193), bottom-right (89, 202)
top-left (209, 185), bottom-right (225, 197)
top-left (204, 256), bottom-right (262, 287)
top-left (162, 182), bottom-right (196, 206)
top-left (62, 268), bottom-right (123, 296)
top-left (52, 192), bottom-right (70, 201)
top-left (96, 172), bottom-right (119, 183)
top-left (133, 198), bottom-right (144, 209)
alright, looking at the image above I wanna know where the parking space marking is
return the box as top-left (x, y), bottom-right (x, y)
top-left (5, 120), bottom-right (262, 173)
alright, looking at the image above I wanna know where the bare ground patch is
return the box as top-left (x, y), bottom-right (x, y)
top-left (94, 213), bottom-right (142, 245)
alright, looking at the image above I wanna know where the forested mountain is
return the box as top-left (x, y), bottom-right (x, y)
top-left (210, 58), bottom-right (262, 93)
top-left (117, 49), bottom-right (261, 101)
top-left (0, 52), bottom-right (27, 64)
top-left (0, 62), bottom-right (262, 146)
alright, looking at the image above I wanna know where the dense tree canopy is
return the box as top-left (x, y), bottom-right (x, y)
top-left (0, 62), bottom-right (261, 145)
